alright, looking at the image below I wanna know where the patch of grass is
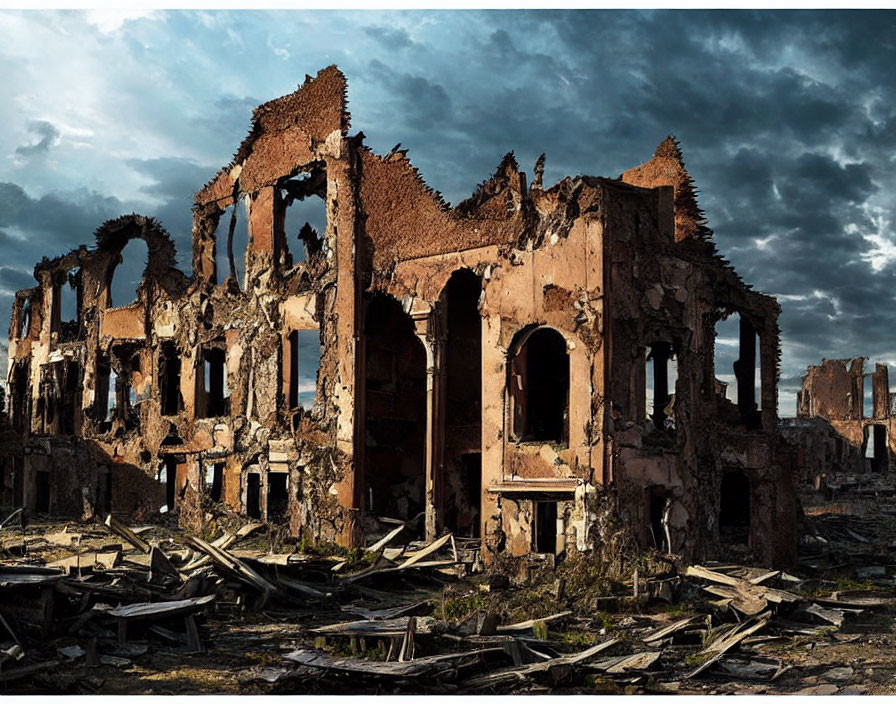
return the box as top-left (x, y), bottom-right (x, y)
top-left (835, 577), bottom-right (874, 592)
top-left (441, 591), bottom-right (489, 621)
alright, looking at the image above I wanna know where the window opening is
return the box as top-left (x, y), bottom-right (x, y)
top-left (246, 473), bottom-right (262, 519)
top-left (534, 500), bottom-right (558, 554)
top-left (280, 167), bottom-right (326, 265)
top-left (160, 342), bottom-right (183, 416)
top-left (267, 472), bottom-right (288, 522)
top-left (864, 424), bottom-right (888, 472)
top-left (719, 471), bottom-right (750, 545)
top-left (158, 457), bottom-right (177, 512)
top-left (198, 345), bottom-right (229, 418)
top-left (108, 238), bottom-right (148, 308)
top-left (18, 298), bottom-right (32, 339)
top-left (510, 327), bottom-right (569, 444)
top-left (645, 342), bottom-right (678, 431)
top-left (715, 313), bottom-right (762, 429)
top-left (205, 462), bottom-right (224, 503)
top-left (214, 200), bottom-right (249, 288)
top-left (35, 470), bottom-right (51, 514)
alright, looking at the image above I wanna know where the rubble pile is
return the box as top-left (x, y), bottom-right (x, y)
top-left (4, 494), bottom-right (896, 694)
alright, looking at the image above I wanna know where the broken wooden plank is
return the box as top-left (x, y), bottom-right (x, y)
top-left (496, 611), bottom-right (573, 634)
top-left (642, 616), bottom-right (698, 644)
top-left (685, 565), bottom-right (801, 605)
top-left (311, 616), bottom-right (434, 638)
top-left (702, 585), bottom-right (768, 616)
top-left (686, 615), bottom-right (769, 679)
top-left (592, 651), bottom-right (661, 674)
top-left (366, 523), bottom-right (407, 553)
top-left (106, 594), bottom-right (216, 620)
top-left (104, 514), bottom-right (150, 554)
top-left (180, 523), bottom-right (263, 572)
top-left (342, 600), bottom-right (429, 621)
top-left (463, 638), bottom-right (620, 690)
top-left (283, 646), bottom-right (500, 677)
top-left (398, 533), bottom-right (454, 569)
top-left (149, 545), bottom-right (181, 581)
top-left (185, 535), bottom-right (279, 595)
top-left (48, 550), bottom-right (121, 574)
top-left (0, 507), bottom-right (23, 530)
top-left (795, 602), bottom-right (849, 627)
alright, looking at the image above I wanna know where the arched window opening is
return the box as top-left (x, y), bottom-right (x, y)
top-left (108, 238), bottom-right (148, 308)
top-left (213, 200), bottom-right (249, 288)
top-left (363, 293), bottom-right (427, 528)
top-left (509, 327), bottom-right (569, 445)
top-left (719, 471), bottom-right (751, 545)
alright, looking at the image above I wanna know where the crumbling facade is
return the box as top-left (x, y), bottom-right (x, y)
top-left (3, 66), bottom-right (797, 566)
top-left (784, 358), bottom-right (894, 484)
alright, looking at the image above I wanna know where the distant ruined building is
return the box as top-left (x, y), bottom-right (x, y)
top-left (783, 358), bottom-right (894, 485)
top-left (3, 66), bottom-right (798, 567)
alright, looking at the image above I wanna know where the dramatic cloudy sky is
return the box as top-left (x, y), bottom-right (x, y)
top-left (1, 9), bottom-right (895, 416)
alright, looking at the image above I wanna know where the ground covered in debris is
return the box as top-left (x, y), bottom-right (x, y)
top-left (3, 482), bottom-right (896, 695)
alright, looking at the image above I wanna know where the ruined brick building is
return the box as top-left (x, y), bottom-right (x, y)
top-left (3, 66), bottom-right (798, 567)
top-left (783, 358), bottom-right (895, 484)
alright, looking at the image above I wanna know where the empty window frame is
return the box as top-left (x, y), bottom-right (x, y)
top-left (159, 342), bottom-right (183, 416)
top-left (54, 267), bottom-right (81, 341)
top-left (645, 342), bottom-right (678, 431)
top-left (158, 456), bottom-right (177, 512)
top-left (267, 472), bottom-right (288, 522)
top-left (863, 374), bottom-right (874, 419)
top-left (205, 462), bottom-right (224, 503)
top-left (714, 313), bottom-right (762, 429)
top-left (214, 200), bottom-right (250, 288)
top-left (719, 471), bottom-right (751, 545)
top-left (279, 166), bottom-right (326, 266)
top-left (108, 239), bottom-right (148, 308)
top-left (17, 297), bottom-right (32, 340)
top-left (864, 424), bottom-right (888, 472)
top-left (509, 327), bottom-right (570, 445)
top-left (246, 472), bottom-right (262, 519)
top-left (285, 329), bottom-right (321, 410)
top-left (533, 500), bottom-right (559, 554)
top-left (197, 345), bottom-right (229, 418)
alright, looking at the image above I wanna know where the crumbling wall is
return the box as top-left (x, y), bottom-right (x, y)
top-left (4, 67), bottom-right (798, 569)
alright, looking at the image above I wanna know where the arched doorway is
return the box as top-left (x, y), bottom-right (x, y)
top-left (363, 294), bottom-right (427, 527)
top-left (441, 269), bottom-right (482, 538)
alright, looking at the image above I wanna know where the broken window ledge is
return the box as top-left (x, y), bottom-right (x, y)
top-left (488, 478), bottom-right (579, 494)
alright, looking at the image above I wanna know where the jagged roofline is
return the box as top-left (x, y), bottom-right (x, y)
top-left (93, 213), bottom-right (180, 272)
top-left (643, 135), bottom-right (779, 306)
top-left (195, 65), bottom-right (350, 201)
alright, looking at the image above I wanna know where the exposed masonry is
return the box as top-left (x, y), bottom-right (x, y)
top-left (783, 358), bottom-right (895, 484)
top-left (3, 66), bottom-right (798, 567)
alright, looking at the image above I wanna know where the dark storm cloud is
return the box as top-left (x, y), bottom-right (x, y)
top-left (0, 266), bottom-right (35, 291)
top-left (0, 182), bottom-right (124, 257)
top-left (364, 25), bottom-right (415, 49)
top-left (126, 157), bottom-right (212, 271)
top-left (3, 9), bottom-right (896, 415)
top-left (15, 119), bottom-right (60, 156)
